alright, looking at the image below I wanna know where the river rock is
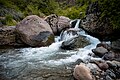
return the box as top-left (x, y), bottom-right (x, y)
top-left (16, 15), bottom-right (54, 47)
top-left (73, 63), bottom-right (93, 80)
top-left (106, 69), bottom-right (116, 79)
top-left (111, 39), bottom-right (120, 50)
top-left (60, 28), bottom-right (90, 50)
top-left (97, 42), bottom-right (111, 51)
top-left (92, 46), bottom-right (108, 57)
top-left (103, 51), bottom-right (115, 60)
top-left (93, 61), bottom-right (109, 70)
top-left (45, 14), bottom-right (71, 35)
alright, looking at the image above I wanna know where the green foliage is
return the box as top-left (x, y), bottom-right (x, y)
top-left (0, 14), bottom-right (17, 26)
top-left (56, 4), bottom-right (87, 19)
top-left (98, 0), bottom-right (120, 29)
top-left (0, 0), bottom-right (90, 25)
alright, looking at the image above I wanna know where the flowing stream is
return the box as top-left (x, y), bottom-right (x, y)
top-left (0, 19), bottom-right (101, 80)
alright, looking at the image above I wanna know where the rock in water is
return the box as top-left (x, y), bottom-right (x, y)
top-left (92, 46), bottom-right (108, 57)
top-left (60, 28), bottom-right (90, 50)
top-left (16, 15), bottom-right (54, 47)
top-left (73, 63), bottom-right (93, 80)
top-left (61, 35), bottom-right (90, 50)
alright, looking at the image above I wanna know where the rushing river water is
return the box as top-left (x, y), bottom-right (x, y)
top-left (0, 19), bottom-right (101, 80)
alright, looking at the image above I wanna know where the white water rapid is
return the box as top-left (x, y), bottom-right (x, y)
top-left (0, 19), bottom-right (101, 79)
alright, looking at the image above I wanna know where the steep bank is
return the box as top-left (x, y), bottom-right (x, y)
top-left (80, 1), bottom-right (120, 41)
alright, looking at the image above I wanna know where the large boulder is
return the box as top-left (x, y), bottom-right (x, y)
top-left (45, 14), bottom-right (71, 35)
top-left (16, 15), bottom-right (54, 47)
top-left (58, 16), bottom-right (71, 33)
top-left (80, 1), bottom-right (120, 41)
top-left (73, 63), bottom-right (93, 80)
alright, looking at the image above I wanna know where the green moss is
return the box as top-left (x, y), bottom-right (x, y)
top-left (5, 14), bottom-right (17, 26)
top-left (98, 0), bottom-right (120, 29)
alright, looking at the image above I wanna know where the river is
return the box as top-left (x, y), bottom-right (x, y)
top-left (0, 19), bottom-right (101, 80)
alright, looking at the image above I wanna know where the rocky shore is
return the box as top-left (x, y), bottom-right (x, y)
top-left (73, 42), bottom-right (120, 80)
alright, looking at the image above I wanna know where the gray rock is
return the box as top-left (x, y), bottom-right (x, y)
top-left (45, 14), bottom-right (71, 35)
top-left (97, 42), bottom-right (111, 51)
top-left (0, 26), bottom-right (16, 46)
top-left (103, 51), bottom-right (115, 60)
top-left (106, 70), bottom-right (116, 79)
top-left (92, 46), bottom-right (108, 57)
top-left (93, 61), bottom-right (109, 70)
top-left (106, 61), bottom-right (117, 68)
top-left (61, 35), bottom-right (90, 50)
top-left (111, 39), bottom-right (120, 50)
top-left (106, 75), bottom-right (112, 80)
top-left (16, 15), bottom-right (54, 47)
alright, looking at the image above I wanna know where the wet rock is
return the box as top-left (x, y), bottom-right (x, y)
top-left (106, 69), bottom-right (116, 79)
top-left (97, 42), bottom-right (111, 51)
top-left (103, 51), bottom-right (115, 60)
top-left (16, 15), bottom-right (54, 47)
top-left (74, 59), bottom-right (83, 65)
top-left (61, 35), bottom-right (90, 50)
top-left (106, 61), bottom-right (117, 68)
top-left (59, 28), bottom-right (79, 41)
top-left (112, 61), bottom-right (120, 67)
top-left (92, 46), bottom-right (108, 57)
top-left (106, 75), bottom-right (112, 80)
top-left (93, 61), bottom-right (109, 70)
top-left (60, 28), bottom-right (90, 50)
top-left (73, 63), bottom-right (93, 80)
top-left (45, 14), bottom-right (71, 35)
top-left (111, 39), bottom-right (120, 50)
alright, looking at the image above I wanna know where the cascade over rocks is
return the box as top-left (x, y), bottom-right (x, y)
top-left (60, 28), bottom-right (90, 50)
top-left (80, 1), bottom-right (120, 41)
top-left (16, 15), bottom-right (54, 47)
top-left (45, 14), bottom-right (71, 35)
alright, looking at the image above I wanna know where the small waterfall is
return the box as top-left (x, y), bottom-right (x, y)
top-left (59, 19), bottom-right (81, 41)
top-left (74, 19), bottom-right (81, 29)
